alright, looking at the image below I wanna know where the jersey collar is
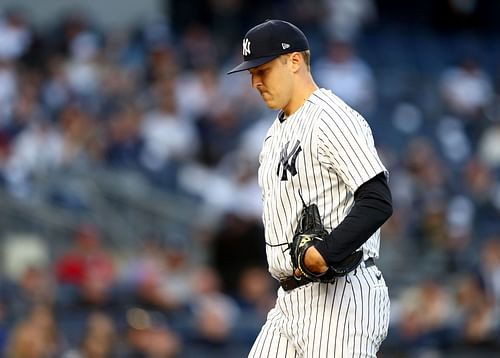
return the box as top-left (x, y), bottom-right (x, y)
top-left (278, 110), bottom-right (286, 123)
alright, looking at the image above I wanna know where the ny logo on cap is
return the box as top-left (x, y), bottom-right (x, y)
top-left (242, 38), bottom-right (251, 56)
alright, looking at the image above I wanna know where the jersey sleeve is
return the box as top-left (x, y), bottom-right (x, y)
top-left (316, 108), bottom-right (387, 193)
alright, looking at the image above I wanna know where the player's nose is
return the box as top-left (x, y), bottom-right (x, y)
top-left (251, 73), bottom-right (262, 89)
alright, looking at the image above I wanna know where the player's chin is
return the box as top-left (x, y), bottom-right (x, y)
top-left (263, 99), bottom-right (280, 110)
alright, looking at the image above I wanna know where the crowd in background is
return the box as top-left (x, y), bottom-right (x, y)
top-left (0, 0), bottom-right (500, 356)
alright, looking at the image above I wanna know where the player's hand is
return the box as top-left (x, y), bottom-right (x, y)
top-left (294, 246), bottom-right (328, 277)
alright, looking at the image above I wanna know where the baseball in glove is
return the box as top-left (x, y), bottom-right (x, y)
top-left (289, 201), bottom-right (363, 282)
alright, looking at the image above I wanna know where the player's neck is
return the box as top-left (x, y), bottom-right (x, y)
top-left (282, 75), bottom-right (318, 117)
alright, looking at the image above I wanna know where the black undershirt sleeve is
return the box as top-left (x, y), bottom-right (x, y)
top-left (314, 172), bottom-right (393, 264)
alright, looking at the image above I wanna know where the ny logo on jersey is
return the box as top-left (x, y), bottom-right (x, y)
top-left (242, 38), bottom-right (251, 56)
top-left (277, 140), bottom-right (302, 181)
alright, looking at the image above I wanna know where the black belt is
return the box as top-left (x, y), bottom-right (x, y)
top-left (280, 258), bottom-right (375, 292)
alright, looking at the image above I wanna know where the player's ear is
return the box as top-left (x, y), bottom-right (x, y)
top-left (289, 52), bottom-right (303, 73)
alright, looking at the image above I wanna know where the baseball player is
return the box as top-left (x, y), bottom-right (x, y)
top-left (228, 20), bottom-right (392, 357)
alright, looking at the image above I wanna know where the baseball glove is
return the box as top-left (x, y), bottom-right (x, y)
top-left (289, 202), bottom-right (363, 282)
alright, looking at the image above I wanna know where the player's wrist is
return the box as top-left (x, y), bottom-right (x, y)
top-left (304, 246), bottom-right (328, 273)
top-left (311, 239), bottom-right (331, 267)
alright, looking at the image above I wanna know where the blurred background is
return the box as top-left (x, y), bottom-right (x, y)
top-left (0, 0), bottom-right (499, 357)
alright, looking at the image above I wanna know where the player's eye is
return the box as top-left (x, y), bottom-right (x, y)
top-left (260, 68), bottom-right (271, 76)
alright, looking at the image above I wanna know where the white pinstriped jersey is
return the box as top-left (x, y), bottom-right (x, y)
top-left (258, 88), bottom-right (387, 280)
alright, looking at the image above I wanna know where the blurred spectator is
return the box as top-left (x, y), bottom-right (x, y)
top-left (190, 266), bottom-right (240, 345)
top-left (162, 241), bottom-right (196, 308)
top-left (180, 23), bottom-right (218, 70)
top-left (462, 157), bottom-right (499, 236)
top-left (55, 224), bottom-right (115, 289)
top-left (322, 0), bottom-right (377, 41)
top-left (393, 280), bottom-right (455, 352)
top-left (62, 311), bottom-right (118, 358)
top-left (314, 40), bottom-right (376, 114)
top-left (6, 304), bottom-right (60, 358)
top-left (139, 77), bottom-right (198, 174)
top-left (10, 267), bottom-right (55, 320)
top-left (0, 60), bottom-right (17, 120)
top-left (403, 138), bottom-right (451, 251)
top-left (463, 157), bottom-right (495, 203)
top-left (145, 42), bottom-right (178, 83)
top-left (455, 274), bottom-right (499, 346)
top-left (59, 104), bottom-right (104, 168)
top-left (7, 69), bottom-right (45, 134)
top-left (41, 55), bottom-right (72, 117)
top-left (175, 66), bottom-right (221, 122)
top-left (125, 307), bottom-right (181, 357)
top-left (4, 117), bottom-right (64, 196)
top-left (237, 266), bottom-right (276, 319)
top-left (218, 150), bottom-right (263, 219)
top-left (54, 226), bottom-right (117, 315)
top-left (391, 102), bottom-right (424, 135)
top-left (49, 10), bottom-right (98, 59)
top-left (104, 101), bottom-right (143, 168)
top-left (478, 123), bottom-right (500, 168)
top-left (439, 57), bottom-right (493, 118)
top-left (0, 9), bottom-right (33, 61)
top-left (435, 116), bottom-right (471, 166)
top-left (99, 65), bottom-right (138, 109)
top-left (1, 234), bottom-right (53, 319)
top-left (121, 240), bottom-right (189, 311)
top-left (64, 31), bottom-right (103, 97)
top-left (196, 100), bottom-right (247, 167)
top-left (441, 195), bottom-right (475, 272)
top-left (7, 320), bottom-right (52, 358)
top-left (479, 237), bottom-right (500, 306)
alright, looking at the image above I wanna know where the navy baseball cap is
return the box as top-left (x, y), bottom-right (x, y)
top-left (227, 19), bottom-right (310, 74)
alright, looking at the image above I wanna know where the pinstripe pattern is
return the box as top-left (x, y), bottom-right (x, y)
top-left (253, 88), bottom-right (390, 357)
top-left (249, 266), bottom-right (390, 357)
top-left (258, 89), bottom-right (387, 279)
